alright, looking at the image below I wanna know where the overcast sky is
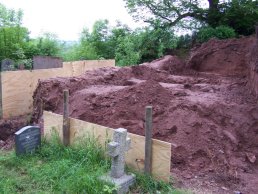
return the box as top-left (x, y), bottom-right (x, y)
top-left (0, 0), bottom-right (141, 41)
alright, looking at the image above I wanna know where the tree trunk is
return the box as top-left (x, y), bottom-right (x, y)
top-left (207, 0), bottom-right (221, 27)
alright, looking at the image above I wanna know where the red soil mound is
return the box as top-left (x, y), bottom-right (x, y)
top-left (188, 36), bottom-right (254, 76)
top-left (31, 38), bottom-right (258, 193)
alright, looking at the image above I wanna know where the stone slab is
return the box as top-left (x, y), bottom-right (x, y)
top-left (101, 173), bottom-right (136, 194)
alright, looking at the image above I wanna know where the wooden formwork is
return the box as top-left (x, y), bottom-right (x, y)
top-left (44, 111), bottom-right (172, 182)
top-left (0, 60), bottom-right (115, 118)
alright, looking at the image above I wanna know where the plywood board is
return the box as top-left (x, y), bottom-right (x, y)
top-left (43, 111), bottom-right (171, 182)
top-left (62, 62), bottom-right (73, 77)
top-left (43, 110), bottom-right (63, 140)
top-left (2, 70), bottom-right (33, 117)
top-left (1, 60), bottom-right (115, 118)
top-left (1, 68), bottom-right (66, 118)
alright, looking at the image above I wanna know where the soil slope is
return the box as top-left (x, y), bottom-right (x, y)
top-left (30, 36), bottom-right (258, 193)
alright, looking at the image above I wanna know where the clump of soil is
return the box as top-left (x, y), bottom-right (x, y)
top-left (0, 116), bottom-right (28, 150)
top-left (30, 37), bottom-right (258, 193)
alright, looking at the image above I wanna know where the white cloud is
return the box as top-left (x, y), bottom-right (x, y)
top-left (0, 0), bottom-right (141, 40)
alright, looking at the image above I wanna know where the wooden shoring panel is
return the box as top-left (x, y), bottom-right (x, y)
top-left (1, 68), bottom-right (66, 118)
top-left (43, 111), bottom-right (171, 182)
top-left (2, 70), bottom-right (33, 118)
top-left (62, 62), bottom-right (73, 77)
top-left (1, 60), bottom-right (115, 118)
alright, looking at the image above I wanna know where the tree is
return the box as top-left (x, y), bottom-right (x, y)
top-left (0, 3), bottom-right (30, 62)
top-left (221, 0), bottom-right (258, 35)
top-left (115, 35), bottom-right (141, 66)
top-left (136, 26), bottom-right (177, 62)
top-left (34, 32), bottom-right (61, 57)
top-left (77, 20), bottom-right (114, 60)
top-left (124, 0), bottom-right (258, 35)
top-left (0, 3), bottom-right (23, 27)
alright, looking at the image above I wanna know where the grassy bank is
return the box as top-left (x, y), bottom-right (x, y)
top-left (0, 135), bottom-right (187, 193)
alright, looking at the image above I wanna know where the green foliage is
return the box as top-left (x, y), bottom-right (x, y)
top-left (2, 0), bottom-right (255, 69)
top-left (220, 0), bottom-right (258, 35)
top-left (123, 0), bottom-right (258, 36)
top-left (0, 26), bottom-right (30, 62)
top-left (130, 170), bottom-right (190, 194)
top-left (176, 34), bottom-right (193, 49)
top-left (197, 25), bottom-right (236, 43)
top-left (115, 35), bottom-right (140, 66)
top-left (137, 26), bottom-right (177, 62)
top-left (0, 3), bottom-right (62, 69)
top-left (0, 3), bottom-right (23, 27)
top-left (69, 20), bottom-right (177, 66)
top-left (114, 26), bottom-right (178, 66)
top-left (124, 0), bottom-right (204, 28)
top-left (0, 134), bottom-right (182, 193)
top-left (0, 135), bottom-right (111, 193)
top-left (59, 41), bottom-right (80, 61)
top-left (33, 32), bottom-right (62, 57)
top-left (76, 20), bottom-right (114, 60)
top-left (103, 185), bottom-right (118, 194)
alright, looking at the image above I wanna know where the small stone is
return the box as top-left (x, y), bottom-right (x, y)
top-left (222, 130), bottom-right (238, 144)
top-left (246, 152), bottom-right (256, 163)
top-left (218, 149), bottom-right (224, 154)
top-left (184, 83), bottom-right (192, 89)
top-left (221, 186), bottom-right (229, 191)
top-left (174, 91), bottom-right (187, 96)
top-left (0, 140), bottom-right (5, 147)
top-left (171, 143), bottom-right (178, 148)
top-left (183, 174), bottom-right (192, 179)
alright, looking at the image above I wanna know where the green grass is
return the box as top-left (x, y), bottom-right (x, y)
top-left (0, 135), bottom-right (188, 194)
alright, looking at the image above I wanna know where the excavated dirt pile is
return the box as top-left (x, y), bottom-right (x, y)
top-left (31, 36), bottom-right (258, 193)
top-left (0, 116), bottom-right (28, 150)
top-left (188, 37), bottom-right (254, 76)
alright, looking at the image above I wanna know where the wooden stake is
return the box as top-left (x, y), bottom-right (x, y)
top-left (40, 98), bottom-right (44, 116)
top-left (256, 26), bottom-right (258, 42)
top-left (144, 106), bottom-right (153, 175)
top-left (63, 90), bottom-right (70, 146)
top-left (0, 71), bottom-right (2, 119)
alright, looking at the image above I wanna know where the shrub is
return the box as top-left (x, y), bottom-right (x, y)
top-left (197, 26), bottom-right (236, 43)
top-left (215, 26), bottom-right (236, 39)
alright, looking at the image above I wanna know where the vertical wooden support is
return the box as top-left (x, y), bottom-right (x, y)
top-left (256, 26), bottom-right (258, 44)
top-left (40, 99), bottom-right (44, 117)
top-left (63, 90), bottom-right (70, 146)
top-left (144, 106), bottom-right (153, 174)
top-left (0, 71), bottom-right (2, 119)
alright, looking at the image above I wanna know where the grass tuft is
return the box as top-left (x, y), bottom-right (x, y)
top-left (0, 134), bottom-right (188, 193)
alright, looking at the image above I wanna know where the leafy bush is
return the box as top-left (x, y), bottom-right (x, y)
top-left (115, 35), bottom-right (140, 66)
top-left (215, 26), bottom-right (237, 39)
top-left (197, 26), bottom-right (236, 43)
